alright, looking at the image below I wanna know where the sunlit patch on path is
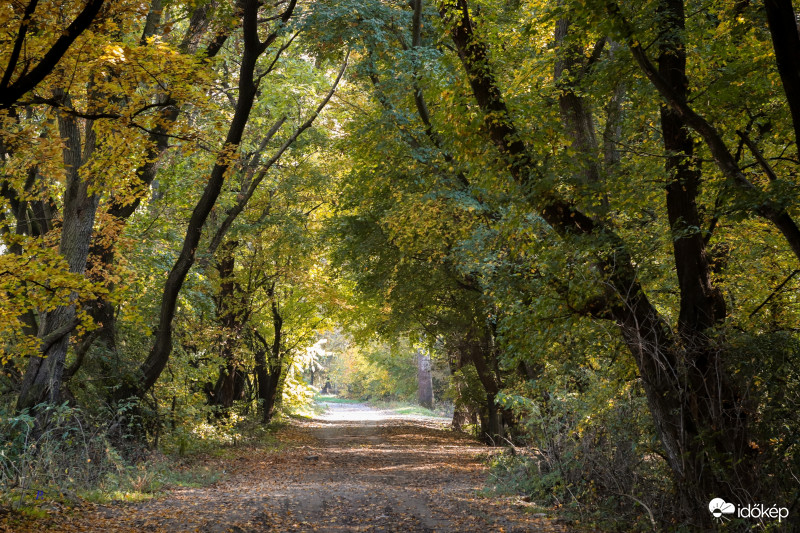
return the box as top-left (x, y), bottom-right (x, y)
top-left (315, 401), bottom-right (449, 424)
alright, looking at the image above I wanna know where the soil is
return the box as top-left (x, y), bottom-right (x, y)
top-left (3, 402), bottom-right (570, 532)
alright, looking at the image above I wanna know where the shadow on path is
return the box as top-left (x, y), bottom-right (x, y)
top-left (6, 402), bottom-right (569, 532)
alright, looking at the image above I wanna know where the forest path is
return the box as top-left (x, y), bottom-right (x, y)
top-left (10, 402), bottom-right (568, 532)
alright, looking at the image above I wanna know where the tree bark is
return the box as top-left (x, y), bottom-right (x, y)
top-left (208, 241), bottom-right (248, 410)
top-left (17, 93), bottom-right (99, 410)
top-left (253, 283), bottom-right (284, 423)
top-left (456, 330), bottom-right (512, 444)
top-left (764, 0), bottom-right (800, 155)
top-left (656, 0), bottom-right (751, 511)
top-left (416, 350), bottom-right (434, 409)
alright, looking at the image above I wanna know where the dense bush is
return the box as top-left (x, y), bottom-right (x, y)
top-left (489, 378), bottom-right (670, 531)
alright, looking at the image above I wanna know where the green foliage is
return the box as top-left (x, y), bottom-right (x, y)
top-left (489, 371), bottom-right (669, 531)
top-left (326, 341), bottom-right (411, 401)
top-left (322, 336), bottom-right (448, 404)
top-left (728, 331), bottom-right (800, 493)
top-left (2, 0), bottom-right (800, 529)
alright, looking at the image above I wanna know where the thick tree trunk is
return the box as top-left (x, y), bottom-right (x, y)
top-left (764, 0), bottom-right (800, 154)
top-left (656, 0), bottom-right (751, 513)
top-left (658, 1), bottom-right (725, 335)
top-left (416, 350), bottom-right (434, 409)
top-left (254, 353), bottom-right (282, 424)
top-left (446, 348), bottom-right (470, 431)
top-left (210, 366), bottom-right (247, 409)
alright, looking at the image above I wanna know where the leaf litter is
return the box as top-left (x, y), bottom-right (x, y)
top-left (2, 403), bottom-right (571, 532)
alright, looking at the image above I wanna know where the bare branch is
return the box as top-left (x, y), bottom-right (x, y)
top-left (737, 130), bottom-right (779, 182)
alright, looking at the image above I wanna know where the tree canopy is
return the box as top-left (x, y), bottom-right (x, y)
top-left (3, 0), bottom-right (800, 529)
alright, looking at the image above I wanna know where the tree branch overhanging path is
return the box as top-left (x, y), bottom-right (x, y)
top-left (3, 0), bottom-right (800, 530)
top-left (126, 2), bottom-right (351, 400)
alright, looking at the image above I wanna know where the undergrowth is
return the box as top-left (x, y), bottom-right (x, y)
top-left (0, 400), bottom-right (286, 514)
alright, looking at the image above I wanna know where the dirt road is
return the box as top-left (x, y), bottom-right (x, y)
top-left (7, 402), bottom-right (568, 532)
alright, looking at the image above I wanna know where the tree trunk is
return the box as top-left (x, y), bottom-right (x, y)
top-left (764, 0), bottom-right (800, 155)
top-left (255, 355), bottom-right (282, 424)
top-left (554, 19), bottom-right (603, 192)
top-left (207, 241), bottom-right (249, 410)
top-left (253, 282), bottom-right (284, 423)
top-left (117, 0), bottom-right (297, 401)
top-left (446, 347), bottom-right (470, 431)
top-left (416, 350), bottom-right (434, 409)
top-left (209, 366), bottom-right (247, 410)
top-left (459, 331), bottom-right (511, 444)
top-left (655, 0), bottom-right (751, 514)
top-left (17, 94), bottom-right (99, 411)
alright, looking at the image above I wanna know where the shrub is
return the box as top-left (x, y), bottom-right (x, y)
top-left (488, 373), bottom-right (672, 531)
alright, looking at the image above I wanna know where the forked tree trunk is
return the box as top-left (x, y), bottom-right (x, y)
top-left (254, 350), bottom-right (282, 423)
top-left (253, 283), bottom-right (284, 423)
top-left (210, 366), bottom-right (247, 410)
top-left (456, 331), bottom-right (513, 444)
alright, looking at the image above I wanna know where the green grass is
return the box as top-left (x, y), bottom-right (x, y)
top-left (78, 459), bottom-right (224, 504)
top-left (313, 394), bottom-right (454, 420)
top-left (368, 400), bottom-right (452, 418)
top-left (392, 405), bottom-right (441, 416)
top-left (13, 505), bottom-right (49, 519)
top-left (81, 489), bottom-right (157, 504)
top-left (315, 394), bottom-right (452, 417)
top-left (1, 411), bottom-right (297, 518)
